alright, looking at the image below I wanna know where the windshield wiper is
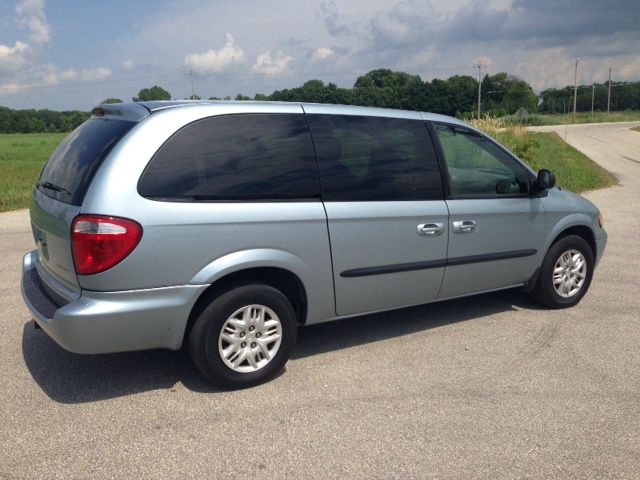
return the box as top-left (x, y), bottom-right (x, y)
top-left (37, 181), bottom-right (71, 196)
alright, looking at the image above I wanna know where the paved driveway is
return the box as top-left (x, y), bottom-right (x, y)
top-left (1, 123), bottom-right (639, 479)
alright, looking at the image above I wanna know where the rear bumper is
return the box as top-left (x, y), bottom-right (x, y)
top-left (21, 251), bottom-right (207, 354)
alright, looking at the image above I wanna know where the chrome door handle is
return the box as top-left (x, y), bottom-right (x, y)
top-left (452, 220), bottom-right (478, 234)
top-left (417, 223), bottom-right (444, 236)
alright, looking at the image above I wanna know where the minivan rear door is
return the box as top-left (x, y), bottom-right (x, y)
top-left (30, 115), bottom-right (138, 298)
top-left (305, 108), bottom-right (448, 317)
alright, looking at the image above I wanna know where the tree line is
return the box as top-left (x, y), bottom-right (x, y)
top-left (539, 82), bottom-right (640, 113)
top-left (0, 106), bottom-right (89, 134)
top-left (1, 69), bottom-right (638, 133)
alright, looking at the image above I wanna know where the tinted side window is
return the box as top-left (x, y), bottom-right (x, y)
top-left (139, 114), bottom-right (320, 200)
top-left (38, 118), bottom-right (135, 205)
top-left (434, 123), bottom-right (530, 197)
top-left (307, 115), bottom-right (442, 201)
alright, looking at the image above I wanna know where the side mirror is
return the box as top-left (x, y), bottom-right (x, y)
top-left (534, 169), bottom-right (556, 192)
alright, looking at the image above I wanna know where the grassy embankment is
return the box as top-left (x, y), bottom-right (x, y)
top-left (0, 124), bottom-right (618, 213)
top-left (503, 110), bottom-right (640, 126)
top-left (470, 116), bottom-right (617, 192)
top-left (0, 133), bottom-right (66, 212)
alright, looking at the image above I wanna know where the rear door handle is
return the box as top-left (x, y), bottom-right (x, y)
top-left (452, 220), bottom-right (478, 234)
top-left (417, 223), bottom-right (444, 236)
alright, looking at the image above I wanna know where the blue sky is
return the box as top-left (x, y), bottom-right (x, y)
top-left (1, 0), bottom-right (639, 110)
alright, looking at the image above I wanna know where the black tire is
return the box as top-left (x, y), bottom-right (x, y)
top-left (531, 235), bottom-right (594, 308)
top-left (188, 284), bottom-right (298, 388)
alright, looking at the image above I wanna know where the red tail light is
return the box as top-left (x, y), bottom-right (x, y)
top-left (71, 215), bottom-right (142, 275)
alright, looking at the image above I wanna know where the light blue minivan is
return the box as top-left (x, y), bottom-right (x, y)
top-left (22, 101), bottom-right (607, 387)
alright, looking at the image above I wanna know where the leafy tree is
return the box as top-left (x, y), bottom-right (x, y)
top-left (424, 78), bottom-right (451, 114)
top-left (101, 98), bottom-right (123, 104)
top-left (502, 77), bottom-right (538, 114)
top-left (444, 75), bottom-right (477, 116)
top-left (270, 79), bottom-right (353, 105)
top-left (353, 69), bottom-right (423, 110)
top-left (133, 85), bottom-right (171, 102)
top-left (481, 72), bottom-right (509, 113)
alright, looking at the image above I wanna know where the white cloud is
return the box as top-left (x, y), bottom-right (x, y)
top-left (474, 56), bottom-right (494, 68)
top-left (184, 33), bottom-right (245, 73)
top-left (252, 51), bottom-right (294, 75)
top-left (59, 68), bottom-right (78, 81)
top-left (515, 47), bottom-right (574, 91)
top-left (122, 59), bottom-right (134, 70)
top-left (311, 47), bottom-right (334, 62)
top-left (617, 56), bottom-right (640, 81)
top-left (0, 82), bottom-right (24, 95)
top-left (0, 41), bottom-right (29, 74)
top-left (78, 67), bottom-right (112, 82)
top-left (15, 0), bottom-right (51, 45)
top-left (41, 65), bottom-right (60, 86)
top-left (39, 66), bottom-right (112, 86)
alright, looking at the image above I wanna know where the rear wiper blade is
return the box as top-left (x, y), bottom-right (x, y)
top-left (37, 181), bottom-right (71, 196)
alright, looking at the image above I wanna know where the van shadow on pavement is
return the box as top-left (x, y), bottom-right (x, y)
top-left (22, 289), bottom-right (542, 404)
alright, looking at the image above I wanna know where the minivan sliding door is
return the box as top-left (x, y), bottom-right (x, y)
top-left (305, 108), bottom-right (448, 317)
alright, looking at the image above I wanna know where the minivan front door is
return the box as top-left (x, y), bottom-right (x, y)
top-left (431, 122), bottom-right (545, 298)
top-left (305, 109), bottom-right (448, 316)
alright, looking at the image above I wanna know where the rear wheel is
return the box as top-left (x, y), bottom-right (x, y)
top-left (189, 284), bottom-right (297, 388)
top-left (531, 235), bottom-right (594, 308)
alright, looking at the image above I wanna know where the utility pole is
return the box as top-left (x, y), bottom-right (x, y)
top-left (474, 63), bottom-right (485, 119)
top-left (573, 57), bottom-right (580, 124)
top-left (186, 69), bottom-right (197, 99)
top-left (591, 83), bottom-right (595, 120)
top-left (607, 66), bottom-right (612, 117)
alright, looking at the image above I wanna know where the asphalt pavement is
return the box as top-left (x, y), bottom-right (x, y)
top-left (1, 122), bottom-right (639, 479)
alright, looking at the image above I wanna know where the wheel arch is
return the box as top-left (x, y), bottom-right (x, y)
top-left (548, 223), bottom-right (597, 259)
top-left (182, 249), bottom-right (312, 348)
top-left (525, 218), bottom-right (596, 293)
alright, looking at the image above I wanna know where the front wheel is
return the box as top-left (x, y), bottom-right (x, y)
top-left (188, 284), bottom-right (298, 388)
top-left (531, 235), bottom-right (594, 308)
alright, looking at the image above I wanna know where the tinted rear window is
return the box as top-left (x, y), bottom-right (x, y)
top-left (306, 115), bottom-right (443, 201)
top-left (138, 113), bottom-right (320, 200)
top-left (38, 118), bottom-right (135, 205)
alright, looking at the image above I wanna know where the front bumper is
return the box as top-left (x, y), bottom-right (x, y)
top-left (21, 251), bottom-right (207, 354)
top-left (595, 230), bottom-right (607, 267)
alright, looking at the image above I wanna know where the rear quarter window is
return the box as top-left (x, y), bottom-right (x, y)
top-left (138, 113), bottom-right (320, 200)
top-left (37, 118), bottom-right (135, 206)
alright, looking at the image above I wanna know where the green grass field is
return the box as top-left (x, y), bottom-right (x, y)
top-left (0, 133), bottom-right (66, 212)
top-left (0, 129), bottom-right (618, 212)
top-left (505, 110), bottom-right (640, 126)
